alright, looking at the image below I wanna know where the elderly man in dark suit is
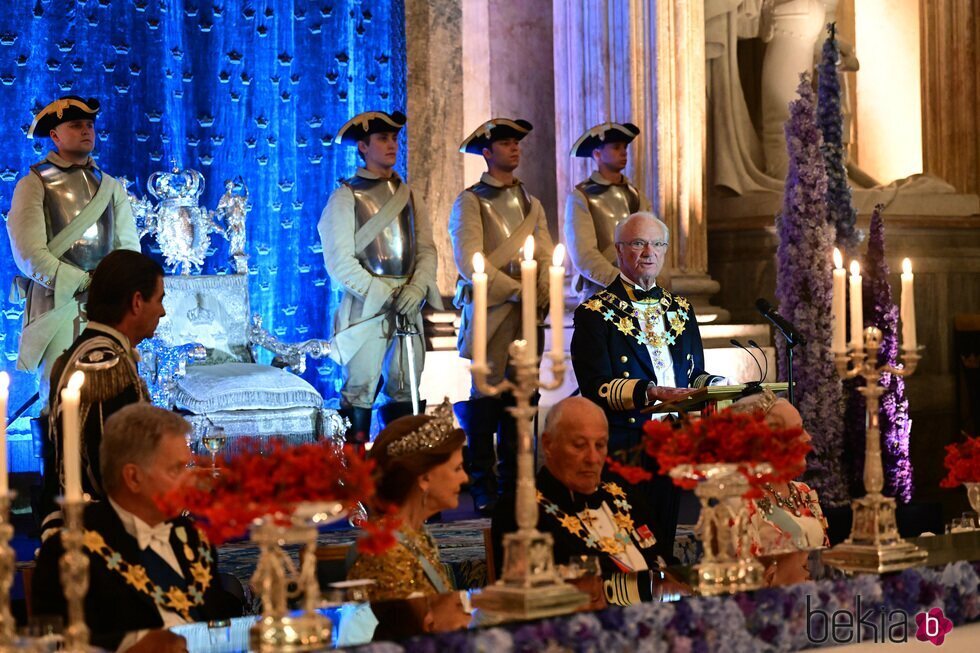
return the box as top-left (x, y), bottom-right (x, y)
top-left (33, 404), bottom-right (242, 652)
top-left (569, 212), bottom-right (724, 553)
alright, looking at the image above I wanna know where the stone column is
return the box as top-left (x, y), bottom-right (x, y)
top-left (553, 0), bottom-right (636, 231)
top-left (406, 0), bottom-right (464, 295)
top-left (649, 0), bottom-right (729, 322)
top-left (920, 0), bottom-right (980, 194)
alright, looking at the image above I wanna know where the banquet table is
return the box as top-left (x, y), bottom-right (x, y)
top-left (170, 536), bottom-right (980, 652)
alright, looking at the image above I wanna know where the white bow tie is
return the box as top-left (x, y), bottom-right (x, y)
top-left (136, 521), bottom-right (173, 551)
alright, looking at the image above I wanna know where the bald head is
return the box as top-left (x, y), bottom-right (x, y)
top-left (542, 397), bottom-right (609, 494)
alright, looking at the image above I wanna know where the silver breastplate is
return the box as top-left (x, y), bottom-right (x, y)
top-left (346, 175), bottom-right (416, 277)
top-left (468, 181), bottom-right (531, 279)
top-left (577, 179), bottom-right (641, 255)
top-left (34, 162), bottom-right (115, 272)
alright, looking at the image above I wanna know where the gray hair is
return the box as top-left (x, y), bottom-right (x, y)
top-left (100, 404), bottom-right (191, 493)
top-left (543, 396), bottom-right (608, 440)
top-left (614, 212), bottom-right (670, 244)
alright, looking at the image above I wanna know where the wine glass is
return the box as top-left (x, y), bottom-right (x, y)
top-left (201, 425), bottom-right (227, 476)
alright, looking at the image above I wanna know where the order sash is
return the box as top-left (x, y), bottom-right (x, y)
top-left (352, 180), bottom-right (411, 255)
top-left (16, 176), bottom-right (118, 371)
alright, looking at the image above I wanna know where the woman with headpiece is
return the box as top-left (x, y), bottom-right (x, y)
top-left (732, 390), bottom-right (829, 559)
top-left (347, 400), bottom-right (468, 600)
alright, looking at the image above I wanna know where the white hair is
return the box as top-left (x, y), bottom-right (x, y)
top-left (614, 212), bottom-right (670, 244)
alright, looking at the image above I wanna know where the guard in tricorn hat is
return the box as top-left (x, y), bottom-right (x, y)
top-left (564, 121), bottom-right (650, 302)
top-left (318, 111), bottom-right (442, 443)
top-left (449, 118), bottom-right (554, 514)
top-left (6, 95), bottom-right (140, 379)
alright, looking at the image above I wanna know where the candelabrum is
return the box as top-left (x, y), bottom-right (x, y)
top-left (822, 327), bottom-right (928, 573)
top-left (469, 341), bottom-right (588, 618)
top-left (0, 492), bottom-right (15, 649)
top-left (59, 498), bottom-right (90, 652)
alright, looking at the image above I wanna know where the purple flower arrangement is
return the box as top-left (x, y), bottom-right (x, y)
top-left (775, 73), bottom-right (848, 506)
top-left (357, 562), bottom-right (980, 652)
top-left (842, 205), bottom-right (914, 501)
top-left (817, 23), bottom-right (861, 252)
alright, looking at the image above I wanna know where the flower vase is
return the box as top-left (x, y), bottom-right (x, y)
top-left (249, 502), bottom-right (346, 652)
top-left (671, 463), bottom-right (768, 596)
top-left (966, 483), bottom-right (980, 516)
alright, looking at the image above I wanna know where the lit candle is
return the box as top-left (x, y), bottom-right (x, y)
top-left (62, 371), bottom-right (85, 502)
top-left (520, 235), bottom-right (537, 362)
top-left (471, 253), bottom-right (488, 369)
top-left (901, 258), bottom-right (917, 350)
top-left (549, 244), bottom-right (566, 359)
top-left (832, 248), bottom-right (847, 353)
top-left (849, 260), bottom-right (863, 352)
top-left (0, 372), bottom-right (8, 492)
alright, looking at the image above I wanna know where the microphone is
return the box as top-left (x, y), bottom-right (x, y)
top-left (729, 338), bottom-right (764, 397)
top-left (755, 299), bottom-right (807, 347)
top-left (747, 339), bottom-right (769, 382)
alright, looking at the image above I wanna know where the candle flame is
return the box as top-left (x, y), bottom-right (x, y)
top-left (472, 252), bottom-right (485, 275)
top-left (902, 258), bottom-right (912, 275)
top-left (67, 370), bottom-right (85, 393)
top-left (523, 235), bottom-right (535, 262)
top-left (833, 248), bottom-right (843, 269)
top-left (552, 243), bottom-right (565, 267)
top-left (849, 260), bottom-right (860, 276)
top-left (0, 371), bottom-right (8, 394)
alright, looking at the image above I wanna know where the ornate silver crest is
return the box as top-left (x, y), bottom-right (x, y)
top-left (128, 164), bottom-right (251, 274)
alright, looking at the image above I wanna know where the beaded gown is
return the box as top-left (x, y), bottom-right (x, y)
top-left (347, 525), bottom-right (453, 601)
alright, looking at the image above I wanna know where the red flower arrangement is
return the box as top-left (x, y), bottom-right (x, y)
top-left (156, 438), bottom-right (395, 554)
top-left (641, 408), bottom-right (812, 490)
top-left (940, 434), bottom-right (980, 488)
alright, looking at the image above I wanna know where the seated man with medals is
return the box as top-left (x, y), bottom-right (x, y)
top-left (569, 212), bottom-right (725, 555)
top-left (39, 250), bottom-right (164, 539)
top-left (32, 404), bottom-right (243, 652)
top-left (491, 397), bottom-right (674, 598)
top-left (347, 400), bottom-right (469, 600)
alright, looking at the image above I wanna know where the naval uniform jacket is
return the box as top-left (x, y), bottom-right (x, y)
top-left (40, 324), bottom-right (148, 534)
top-left (570, 277), bottom-right (720, 439)
top-left (32, 501), bottom-right (242, 651)
top-left (491, 467), bottom-right (673, 577)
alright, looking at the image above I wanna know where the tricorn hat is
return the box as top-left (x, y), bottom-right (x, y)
top-left (334, 110), bottom-right (407, 146)
top-left (28, 96), bottom-right (100, 139)
top-left (569, 122), bottom-right (640, 157)
top-left (459, 118), bottom-right (533, 155)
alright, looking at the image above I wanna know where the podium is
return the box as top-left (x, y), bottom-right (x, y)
top-left (641, 382), bottom-right (790, 415)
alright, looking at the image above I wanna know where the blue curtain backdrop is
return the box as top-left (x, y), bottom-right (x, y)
top-left (0, 0), bottom-right (407, 471)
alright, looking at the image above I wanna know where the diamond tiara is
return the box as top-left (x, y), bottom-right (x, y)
top-left (386, 398), bottom-right (457, 457)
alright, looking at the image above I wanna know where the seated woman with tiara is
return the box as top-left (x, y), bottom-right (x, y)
top-left (347, 399), bottom-right (469, 600)
top-left (731, 389), bottom-right (829, 572)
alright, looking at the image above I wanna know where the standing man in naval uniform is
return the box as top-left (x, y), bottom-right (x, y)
top-left (7, 96), bottom-right (140, 379)
top-left (319, 111), bottom-right (441, 443)
top-left (449, 118), bottom-right (554, 514)
top-left (563, 122), bottom-right (650, 303)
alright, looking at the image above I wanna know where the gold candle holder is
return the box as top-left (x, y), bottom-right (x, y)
top-left (0, 491), bottom-right (16, 648)
top-left (822, 327), bottom-right (928, 573)
top-left (59, 497), bottom-right (90, 652)
top-left (469, 342), bottom-right (588, 618)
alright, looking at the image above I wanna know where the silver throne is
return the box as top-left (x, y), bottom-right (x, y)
top-left (132, 167), bottom-right (346, 446)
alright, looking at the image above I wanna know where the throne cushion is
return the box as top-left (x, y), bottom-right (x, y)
top-left (173, 362), bottom-right (322, 414)
top-left (157, 275), bottom-right (253, 364)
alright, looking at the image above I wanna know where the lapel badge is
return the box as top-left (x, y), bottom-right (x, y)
top-left (635, 524), bottom-right (657, 549)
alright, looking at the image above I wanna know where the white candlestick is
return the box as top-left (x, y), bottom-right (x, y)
top-left (62, 371), bottom-right (85, 502)
top-left (521, 235), bottom-right (537, 362)
top-left (0, 372), bottom-right (8, 492)
top-left (901, 258), bottom-right (917, 350)
top-left (832, 248), bottom-right (847, 353)
top-left (849, 260), bottom-right (863, 352)
top-left (472, 253), bottom-right (488, 369)
top-left (549, 244), bottom-right (566, 359)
